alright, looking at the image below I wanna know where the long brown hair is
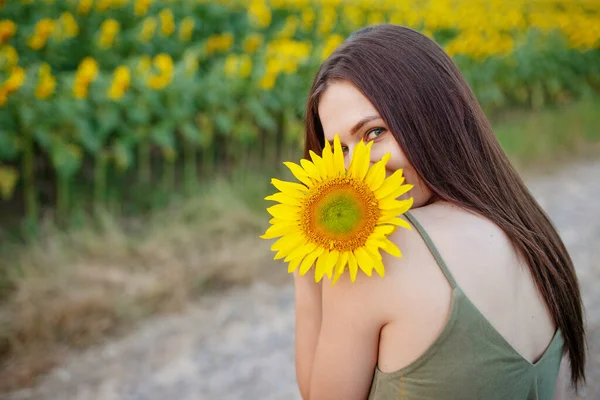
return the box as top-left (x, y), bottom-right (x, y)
top-left (304, 24), bottom-right (585, 387)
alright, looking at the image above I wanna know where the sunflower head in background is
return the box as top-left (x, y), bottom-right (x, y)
top-left (261, 135), bottom-right (413, 284)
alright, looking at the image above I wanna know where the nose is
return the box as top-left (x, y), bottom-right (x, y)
top-left (344, 147), bottom-right (352, 171)
top-left (343, 146), bottom-right (376, 172)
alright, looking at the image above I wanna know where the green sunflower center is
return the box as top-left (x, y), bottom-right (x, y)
top-left (301, 177), bottom-right (380, 252)
top-left (316, 192), bottom-right (362, 235)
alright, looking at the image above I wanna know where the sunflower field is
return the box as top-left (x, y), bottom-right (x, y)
top-left (0, 0), bottom-right (599, 223)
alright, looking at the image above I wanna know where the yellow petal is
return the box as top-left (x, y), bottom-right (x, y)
top-left (379, 198), bottom-right (413, 211)
top-left (300, 158), bottom-right (321, 181)
top-left (373, 257), bottom-right (385, 277)
top-left (354, 247), bottom-right (373, 277)
top-left (375, 169), bottom-right (406, 199)
top-left (381, 198), bottom-right (414, 217)
top-left (322, 140), bottom-right (334, 177)
top-left (349, 141), bottom-right (371, 180)
top-left (325, 250), bottom-right (339, 280)
top-left (272, 233), bottom-right (305, 257)
top-left (333, 251), bottom-right (349, 282)
top-left (333, 135), bottom-right (345, 176)
top-left (365, 153), bottom-right (390, 191)
top-left (284, 161), bottom-right (313, 187)
top-left (379, 238), bottom-right (402, 257)
top-left (285, 241), bottom-right (316, 262)
top-left (332, 266), bottom-right (343, 285)
top-left (348, 252), bottom-right (359, 282)
top-left (288, 255), bottom-right (303, 273)
top-left (260, 222), bottom-right (297, 239)
top-left (379, 183), bottom-right (414, 202)
top-left (271, 178), bottom-right (307, 197)
top-left (364, 244), bottom-right (385, 277)
top-left (299, 247), bottom-right (324, 276)
top-left (267, 204), bottom-right (301, 220)
top-left (309, 150), bottom-right (327, 179)
top-left (315, 249), bottom-right (329, 282)
top-left (264, 192), bottom-right (300, 206)
top-left (378, 216), bottom-right (412, 230)
top-left (373, 224), bottom-right (396, 237)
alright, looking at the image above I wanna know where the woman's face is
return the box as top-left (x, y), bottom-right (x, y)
top-left (318, 80), bottom-right (434, 208)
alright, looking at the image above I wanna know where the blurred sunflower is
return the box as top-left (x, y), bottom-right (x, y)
top-left (261, 135), bottom-right (413, 284)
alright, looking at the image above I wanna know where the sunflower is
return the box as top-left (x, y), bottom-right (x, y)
top-left (261, 135), bottom-right (413, 284)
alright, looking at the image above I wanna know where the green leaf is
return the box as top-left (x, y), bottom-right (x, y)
top-left (112, 139), bottom-right (133, 171)
top-left (0, 131), bottom-right (20, 160)
top-left (215, 112), bottom-right (233, 134)
top-left (150, 121), bottom-right (176, 149)
top-left (50, 142), bottom-right (83, 178)
top-left (180, 122), bottom-right (200, 144)
top-left (127, 105), bottom-right (151, 125)
top-left (75, 119), bottom-right (102, 153)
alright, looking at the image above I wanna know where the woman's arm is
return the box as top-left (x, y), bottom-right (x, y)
top-left (294, 272), bottom-right (323, 400)
top-left (305, 274), bottom-right (383, 400)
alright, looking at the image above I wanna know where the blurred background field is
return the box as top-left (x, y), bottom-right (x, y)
top-left (0, 0), bottom-right (599, 393)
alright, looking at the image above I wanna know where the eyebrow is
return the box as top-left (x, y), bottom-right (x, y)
top-left (326, 115), bottom-right (381, 146)
top-left (350, 115), bottom-right (380, 135)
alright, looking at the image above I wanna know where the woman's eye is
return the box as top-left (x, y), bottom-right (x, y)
top-left (365, 127), bottom-right (385, 141)
top-left (341, 145), bottom-right (349, 153)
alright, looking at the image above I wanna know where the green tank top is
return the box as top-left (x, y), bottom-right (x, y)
top-left (368, 212), bottom-right (564, 400)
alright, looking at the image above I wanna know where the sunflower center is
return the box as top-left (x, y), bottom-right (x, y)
top-left (301, 176), bottom-right (380, 252)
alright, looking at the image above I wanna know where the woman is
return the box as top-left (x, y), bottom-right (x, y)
top-left (294, 25), bottom-right (586, 400)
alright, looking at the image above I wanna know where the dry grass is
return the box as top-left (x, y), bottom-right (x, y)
top-left (0, 176), bottom-right (285, 392)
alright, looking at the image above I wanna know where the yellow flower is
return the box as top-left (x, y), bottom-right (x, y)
top-left (0, 20), bottom-right (17, 44)
top-left (59, 12), bottom-right (79, 39)
top-left (178, 16), bottom-right (195, 42)
top-left (98, 19), bottom-right (120, 49)
top-left (139, 17), bottom-right (157, 43)
top-left (317, 7), bottom-right (336, 36)
top-left (206, 33), bottom-right (234, 54)
top-left (301, 9), bottom-right (315, 32)
top-left (108, 65), bottom-right (130, 100)
top-left (243, 33), bottom-right (263, 54)
top-left (95, 0), bottom-right (112, 11)
top-left (28, 19), bottom-right (55, 50)
top-left (0, 87), bottom-right (8, 107)
top-left (0, 45), bottom-right (18, 69)
top-left (77, 0), bottom-right (93, 15)
top-left (321, 34), bottom-right (343, 61)
top-left (259, 70), bottom-right (276, 90)
top-left (261, 136), bottom-right (413, 284)
top-left (277, 15), bottom-right (299, 39)
top-left (147, 53), bottom-right (173, 89)
top-left (4, 66), bottom-right (26, 93)
top-left (248, 0), bottom-right (271, 29)
top-left (224, 54), bottom-right (252, 78)
top-left (35, 63), bottom-right (56, 99)
top-left (134, 0), bottom-right (152, 17)
top-left (78, 57), bottom-right (99, 81)
top-left (73, 57), bottom-right (98, 99)
top-left (158, 9), bottom-right (175, 36)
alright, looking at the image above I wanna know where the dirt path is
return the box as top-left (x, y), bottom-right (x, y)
top-left (4, 160), bottom-right (599, 400)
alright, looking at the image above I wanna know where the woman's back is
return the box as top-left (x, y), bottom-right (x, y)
top-left (367, 203), bottom-right (563, 399)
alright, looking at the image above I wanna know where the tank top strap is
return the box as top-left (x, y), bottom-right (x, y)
top-left (404, 211), bottom-right (458, 289)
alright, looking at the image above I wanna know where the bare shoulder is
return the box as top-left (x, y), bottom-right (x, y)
top-left (321, 201), bottom-right (516, 323)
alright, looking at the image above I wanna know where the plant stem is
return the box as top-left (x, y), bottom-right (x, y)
top-left (94, 152), bottom-right (107, 214)
top-left (22, 129), bottom-right (38, 225)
